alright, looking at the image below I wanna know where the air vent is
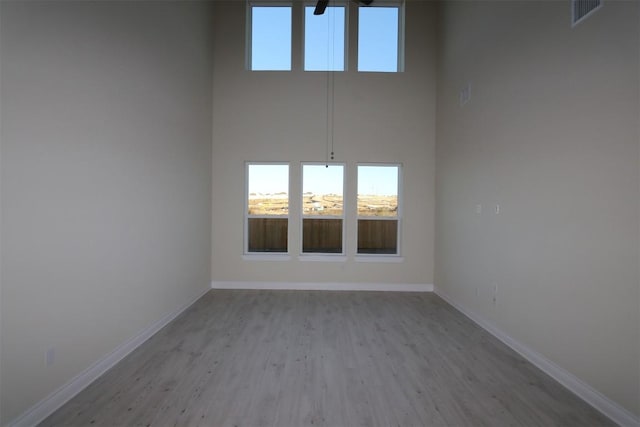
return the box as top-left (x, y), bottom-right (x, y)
top-left (572, 0), bottom-right (602, 27)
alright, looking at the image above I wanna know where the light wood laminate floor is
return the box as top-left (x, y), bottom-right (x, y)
top-left (41, 290), bottom-right (614, 427)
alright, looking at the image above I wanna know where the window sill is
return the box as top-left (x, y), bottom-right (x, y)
top-left (354, 255), bottom-right (404, 263)
top-left (242, 254), bottom-right (291, 262)
top-left (298, 255), bottom-right (348, 263)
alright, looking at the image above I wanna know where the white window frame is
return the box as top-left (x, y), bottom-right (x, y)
top-left (357, 0), bottom-right (405, 73)
top-left (246, 1), bottom-right (294, 71)
top-left (355, 163), bottom-right (403, 262)
top-left (244, 162), bottom-right (291, 260)
top-left (302, 1), bottom-right (349, 72)
top-left (299, 162), bottom-right (347, 261)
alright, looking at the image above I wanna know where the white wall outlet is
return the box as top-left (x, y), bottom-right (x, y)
top-left (495, 204), bottom-right (500, 215)
top-left (45, 347), bottom-right (55, 367)
top-left (475, 204), bottom-right (482, 214)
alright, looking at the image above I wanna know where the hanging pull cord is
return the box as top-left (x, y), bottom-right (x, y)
top-left (326, 70), bottom-right (335, 167)
top-left (325, 2), bottom-right (336, 167)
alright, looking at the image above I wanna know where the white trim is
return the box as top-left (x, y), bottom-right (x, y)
top-left (354, 255), bottom-right (404, 263)
top-left (298, 255), bottom-right (347, 262)
top-left (212, 281), bottom-right (433, 292)
top-left (7, 287), bottom-right (210, 427)
top-left (434, 287), bottom-right (640, 427)
top-left (242, 254), bottom-right (291, 261)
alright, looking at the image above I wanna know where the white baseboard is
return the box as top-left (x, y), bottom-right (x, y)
top-left (434, 286), bottom-right (640, 427)
top-left (8, 287), bottom-right (210, 427)
top-left (211, 281), bottom-right (433, 292)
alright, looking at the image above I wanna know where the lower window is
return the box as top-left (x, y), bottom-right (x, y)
top-left (248, 218), bottom-right (288, 252)
top-left (357, 219), bottom-right (397, 254)
top-left (302, 218), bottom-right (343, 253)
top-left (357, 164), bottom-right (400, 255)
top-left (302, 163), bottom-right (345, 254)
top-left (246, 163), bottom-right (289, 254)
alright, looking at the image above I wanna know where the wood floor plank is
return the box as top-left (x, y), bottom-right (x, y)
top-left (40, 290), bottom-right (615, 427)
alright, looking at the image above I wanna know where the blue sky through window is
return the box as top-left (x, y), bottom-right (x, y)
top-left (304, 6), bottom-right (345, 71)
top-left (303, 164), bottom-right (344, 196)
top-left (251, 6), bottom-right (292, 71)
top-left (248, 164), bottom-right (345, 197)
top-left (247, 164), bottom-right (396, 196)
top-left (358, 7), bottom-right (399, 72)
top-left (250, 4), bottom-right (400, 72)
top-left (248, 164), bottom-right (289, 195)
top-left (358, 165), bottom-right (398, 196)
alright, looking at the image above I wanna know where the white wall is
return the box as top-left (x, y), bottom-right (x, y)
top-left (211, 0), bottom-right (436, 285)
top-left (0, 2), bottom-right (214, 424)
top-left (435, 0), bottom-right (639, 418)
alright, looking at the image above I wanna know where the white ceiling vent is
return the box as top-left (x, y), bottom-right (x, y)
top-left (572, 0), bottom-right (602, 27)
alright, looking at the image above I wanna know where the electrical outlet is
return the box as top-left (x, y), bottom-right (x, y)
top-left (475, 204), bottom-right (482, 215)
top-left (495, 204), bottom-right (500, 215)
top-left (460, 82), bottom-right (472, 106)
top-left (45, 347), bottom-right (55, 367)
top-left (492, 284), bottom-right (498, 304)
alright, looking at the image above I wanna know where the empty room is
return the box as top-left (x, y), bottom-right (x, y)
top-left (0, 0), bottom-right (638, 426)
